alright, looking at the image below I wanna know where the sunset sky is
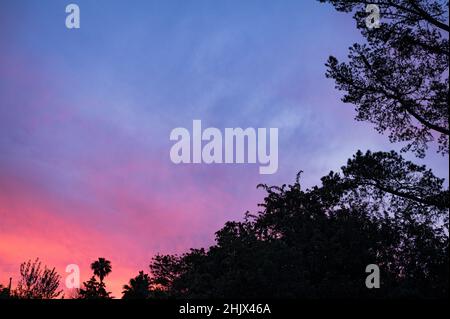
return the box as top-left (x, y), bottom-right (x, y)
top-left (1, 0), bottom-right (448, 297)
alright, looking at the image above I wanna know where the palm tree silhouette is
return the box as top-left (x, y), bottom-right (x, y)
top-left (122, 271), bottom-right (151, 299)
top-left (90, 258), bottom-right (112, 283)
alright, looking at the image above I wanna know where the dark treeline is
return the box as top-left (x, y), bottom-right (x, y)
top-left (148, 150), bottom-right (449, 299)
top-left (0, 150), bottom-right (448, 299)
top-left (1, 0), bottom-right (448, 299)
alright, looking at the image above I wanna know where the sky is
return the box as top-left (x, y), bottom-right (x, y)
top-left (0, 0), bottom-right (448, 297)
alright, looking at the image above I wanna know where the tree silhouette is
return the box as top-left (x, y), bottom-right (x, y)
top-left (148, 151), bottom-right (448, 298)
top-left (320, 0), bottom-right (449, 157)
top-left (122, 271), bottom-right (151, 299)
top-left (0, 278), bottom-right (12, 299)
top-left (0, 285), bottom-right (11, 299)
top-left (90, 257), bottom-right (112, 283)
top-left (340, 150), bottom-right (449, 210)
top-left (149, 254), bottom-right (186, 292)
top-left (14, 259), bottom-right (62, 299)
top-left (76, 258), bottom-right (113, 299)
top-left (78, 276), bottom-right (111, 299)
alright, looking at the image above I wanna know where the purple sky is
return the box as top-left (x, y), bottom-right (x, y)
top-left (0, 0), bottom-right (448, 296)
